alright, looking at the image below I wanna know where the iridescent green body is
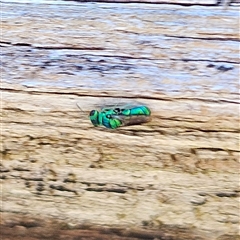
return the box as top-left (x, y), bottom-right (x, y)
top-left (114, 106), bottom-right (151, 117)
top-left (89, 105), bottom-right (151, 129)
top-left (89, 109), bottom-right (122, 129)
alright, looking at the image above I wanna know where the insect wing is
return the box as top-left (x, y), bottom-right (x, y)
top-left (110, 114), bottom-right (151, 126)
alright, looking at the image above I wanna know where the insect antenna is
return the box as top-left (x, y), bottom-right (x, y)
top-left (76, 102), bottom-right (85, 114)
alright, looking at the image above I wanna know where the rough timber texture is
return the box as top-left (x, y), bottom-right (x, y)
top-left (1, 1), bottom-right (240, 240)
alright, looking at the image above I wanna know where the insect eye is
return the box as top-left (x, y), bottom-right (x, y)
top-left (90, 110), bottom-right (97, 116)
top-left (106, 114), bottom-right (111, 118)
top-left (115, 108), bottom-right (121, 113)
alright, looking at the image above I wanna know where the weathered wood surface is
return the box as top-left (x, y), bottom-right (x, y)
top-left (70, 0), bottom-right (239, 6)
top-left (1, 1), bottom-right (240, 240)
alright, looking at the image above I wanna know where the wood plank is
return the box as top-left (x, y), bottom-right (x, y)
top-left (1, 2), bottom-right (239, 240)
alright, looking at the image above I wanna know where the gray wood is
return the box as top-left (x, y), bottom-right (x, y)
top-left (1, 1), bottom-right (239, 239)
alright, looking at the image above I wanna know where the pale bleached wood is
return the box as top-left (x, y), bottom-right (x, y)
top-left (1, 1), bottom-right (239, 240)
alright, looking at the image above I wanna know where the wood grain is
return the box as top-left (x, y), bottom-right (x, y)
top-left (1, 1), bottom-right (239, 239)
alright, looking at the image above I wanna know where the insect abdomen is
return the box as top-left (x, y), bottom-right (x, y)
top-left (121, 106), bottom-right (151, 116)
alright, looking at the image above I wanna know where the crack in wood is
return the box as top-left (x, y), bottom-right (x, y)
top-left (0, 41), bottom-right (105, 51)
top-left (165, 34), bottom-right (240, 42)
top-left (170, 58), bottom-right (239, 65)
top-left (49, 184), bottom-right (78, 194)
top-left (65, 0), bottom-right (227, 7)
top-left (85, 187), bottom-right (127, 193)
top-left (2, 87), bottom-right (239, 104)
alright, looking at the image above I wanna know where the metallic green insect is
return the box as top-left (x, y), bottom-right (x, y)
top-left (89, 105), bottom-right (151, 129)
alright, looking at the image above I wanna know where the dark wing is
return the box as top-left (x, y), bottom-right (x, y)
top-left (111, 114), bottom-right (151, 126)
top-left (99, 101), bottom-right (145, 112)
